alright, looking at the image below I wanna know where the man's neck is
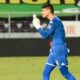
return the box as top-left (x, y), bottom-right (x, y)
top-left (47, 13), bottom-right (55, 21)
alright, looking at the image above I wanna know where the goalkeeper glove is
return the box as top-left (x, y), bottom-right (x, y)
top-left (32, 14), bottom-right (41, 29)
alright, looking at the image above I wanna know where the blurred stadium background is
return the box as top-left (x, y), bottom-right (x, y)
top-left (0, 0), bottom-right (80, 80)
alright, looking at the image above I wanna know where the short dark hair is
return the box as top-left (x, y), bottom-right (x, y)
top-left (42, 3), bottom-right (54, 13)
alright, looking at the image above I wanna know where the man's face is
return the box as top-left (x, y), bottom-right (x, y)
top-left (41, 8), bottom-right (51, 18)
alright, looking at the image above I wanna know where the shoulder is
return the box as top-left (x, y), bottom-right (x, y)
top-left (54, 16), bottom-right (61, 22)
top-left (54, 16), bottom-right (63, 26)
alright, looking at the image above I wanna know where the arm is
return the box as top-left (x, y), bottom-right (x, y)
top-left (32, 14), bottom-right (56, 39)
top-left (38, 23), bottom-right (56, 39)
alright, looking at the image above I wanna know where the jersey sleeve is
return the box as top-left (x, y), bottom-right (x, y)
top-left (38, 22), bottom-right (56, 39)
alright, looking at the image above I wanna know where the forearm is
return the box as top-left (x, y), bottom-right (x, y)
top-left (38, 27), bottom-right (53, 39)
top-left (38, 28), bottom-right (49, 39)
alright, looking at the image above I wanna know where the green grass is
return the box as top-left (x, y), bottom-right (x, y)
top-left (0, 56), bottom-right (80, 80)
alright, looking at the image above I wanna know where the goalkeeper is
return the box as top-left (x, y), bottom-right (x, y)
top-left (33, 3), bottom-right (76, 80)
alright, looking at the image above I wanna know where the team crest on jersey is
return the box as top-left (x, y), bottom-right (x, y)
top-left (47, 25), bottom-right (52, 29)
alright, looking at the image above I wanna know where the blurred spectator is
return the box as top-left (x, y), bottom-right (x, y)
top-left (77, 0), bottom-right (80, 6)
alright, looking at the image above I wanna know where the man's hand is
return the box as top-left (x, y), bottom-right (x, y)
top-left (32, 14), bottom-right (41, 29)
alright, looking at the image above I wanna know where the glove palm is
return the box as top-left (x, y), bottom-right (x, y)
top-left (32, 14), bottom-right (41, 29)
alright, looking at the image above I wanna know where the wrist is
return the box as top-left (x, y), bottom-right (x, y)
top-left (34, 24), bottom-right (41, 29)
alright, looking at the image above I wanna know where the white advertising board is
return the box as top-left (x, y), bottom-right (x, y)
top-left (62, 21), bottom-right (80, 37)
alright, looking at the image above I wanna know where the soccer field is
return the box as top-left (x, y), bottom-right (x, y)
top-left (0, 56), bottom-right (80, 80)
